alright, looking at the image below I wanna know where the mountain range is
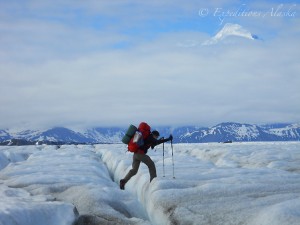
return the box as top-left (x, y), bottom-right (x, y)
top-left (1, 122), bottom-right (299, 145)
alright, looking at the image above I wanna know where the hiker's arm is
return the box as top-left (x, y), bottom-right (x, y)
top-left (152, 135), bottom-right (173, 148)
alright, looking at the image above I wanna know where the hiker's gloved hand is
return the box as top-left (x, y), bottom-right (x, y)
top-left (168, 135), bottom-right (173, 141)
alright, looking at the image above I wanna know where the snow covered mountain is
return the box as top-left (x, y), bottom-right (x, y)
top-left (0, 130), bottom-right (11, 142)
top-left (1, 122), bottom-right (299, 145)
top-left (84, 127), bottom-right (126, 143)
top-left (202, 23), bottom-right (259, 45)
top-left (176, 122), bottom-right (282, 143)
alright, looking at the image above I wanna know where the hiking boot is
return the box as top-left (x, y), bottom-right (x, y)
top-left (120, 179), bottom-right (126, 190)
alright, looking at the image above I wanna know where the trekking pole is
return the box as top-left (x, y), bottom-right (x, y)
top-left (171, 139), bottom-right (175, 179)
top-left (162, 141), bottom-right (165, 177)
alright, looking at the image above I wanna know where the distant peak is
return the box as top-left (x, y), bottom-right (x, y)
top-left (202, 23), bottom-right (259, 45)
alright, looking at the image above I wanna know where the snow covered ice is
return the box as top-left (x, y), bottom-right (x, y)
top-left (0, 145), bottom-right (149, 225)
top-left (1, 142), bottom-right (300, 225)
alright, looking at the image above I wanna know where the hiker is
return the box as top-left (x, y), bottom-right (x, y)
top-left (120, 129), bottom-right (173, 190)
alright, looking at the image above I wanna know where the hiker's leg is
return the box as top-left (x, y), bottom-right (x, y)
top-left (123, 153), bottom-right (141, 182)
top-left (137, 154), bottom-right (157, 182)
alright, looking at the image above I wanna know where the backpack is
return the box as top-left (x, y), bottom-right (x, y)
top-left (122, 124), bottom-right (138, 144)
top-left (127, 122), bottom-right (151, 153)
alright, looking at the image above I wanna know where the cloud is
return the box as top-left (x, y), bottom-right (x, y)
top-left (0, 0), bottom-right (299, 129)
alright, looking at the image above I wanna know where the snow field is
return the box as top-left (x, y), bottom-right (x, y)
top-left (0, 142), bottom-right (300, 225)
top-left (0, 183), bottom-right (75, 225)
top-left (0, 145), bottom-right (151, 225)
top-left (95, 142), bottom-right (300, 225)
top-left (0, 145), bottom-right (76, 225)
top-left (0, 145), bottom-right (40, 170)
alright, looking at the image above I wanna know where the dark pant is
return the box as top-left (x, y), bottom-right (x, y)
top-left (123, 153), bottom-right (157, 182)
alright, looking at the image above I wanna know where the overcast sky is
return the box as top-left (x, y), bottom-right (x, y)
top-left (0, 0), bottom-right (300, 129)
